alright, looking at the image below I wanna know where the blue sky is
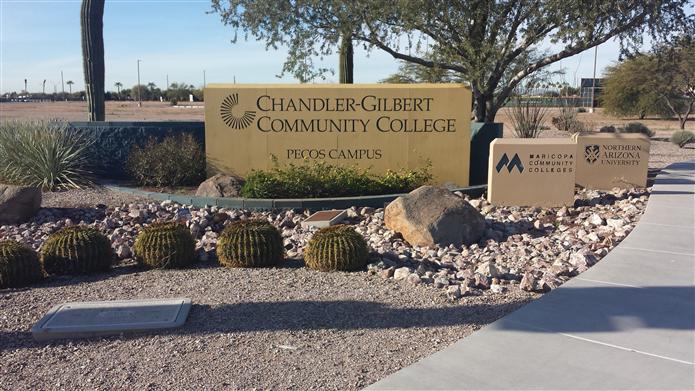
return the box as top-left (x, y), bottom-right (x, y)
top-left (2, 0), bottom-right (629, 94)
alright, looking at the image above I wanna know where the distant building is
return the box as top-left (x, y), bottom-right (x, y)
top-left (580, 78), bottom-right (605, 108)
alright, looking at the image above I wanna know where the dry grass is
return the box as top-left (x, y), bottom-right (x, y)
top-left (0, 101), bottom-right (203, 122)
top-left (495, 107), bottom-right (695, 138)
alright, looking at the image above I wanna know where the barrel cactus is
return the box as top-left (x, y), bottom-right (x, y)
top-left (0, 240), bottom-right (44, 288)
top-left (304, 225), bottom-right (369, 272)
top-left (134, 222), bottom-right (196, 269)
top-left (217, 220), bottom-right (284, 268)
top-left (41, 226), bottom-right (112, 275)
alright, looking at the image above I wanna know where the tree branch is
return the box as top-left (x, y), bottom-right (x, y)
top-left (494, 8), bottom-right (653, 108)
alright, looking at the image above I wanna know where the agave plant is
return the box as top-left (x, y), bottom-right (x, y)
top-left (0, 120), bottom-right (96, 190)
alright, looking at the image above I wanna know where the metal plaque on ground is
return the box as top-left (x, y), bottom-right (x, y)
top-left (301, 209), bottom-right (348, 229)
top-left (31, 298), bottom-right (192, 341)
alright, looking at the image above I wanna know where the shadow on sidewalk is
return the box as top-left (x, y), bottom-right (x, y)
top-left (493, 285), bottom-right (695, 333)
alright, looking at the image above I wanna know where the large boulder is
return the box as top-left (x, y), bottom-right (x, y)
top-left (0, 184), bottom-right (42, 225)
top-left (385, 186), bottom-right (485, 247)
top-left (195, 174), bottom-right (245, 198)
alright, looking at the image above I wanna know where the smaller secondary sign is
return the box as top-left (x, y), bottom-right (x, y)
top-left (487, 139), bottom-right (576, 207)
top-left (573, 133), bottom-right (650, 189)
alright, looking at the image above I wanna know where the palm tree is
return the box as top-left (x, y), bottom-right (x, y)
top-left (66, 80), bottom-right (74, 94)
top-left (114, 81), bottom-right (122, 94)
top-left (147, 82), bottom-right (156, 91)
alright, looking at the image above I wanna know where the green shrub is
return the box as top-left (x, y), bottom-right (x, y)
top-left (127, 134), bottom-right (205, 187)
top-left (217, 220), bottom-right (284, 268)
top-left (41, 227), bottom-right (112, 275)
top-left (621, 122), bottom-right (654, 137)
top-left (240, 160), bottom-right (432, 198)
top-left (670, 130), bottom-right (695, 148)
top-left (599, 125), bottom-right (617, 133)
top-left (304, 225), bottom-right (369, 272)
top-left (0, 240), bottom-right (44, 288)
top-left (0, 120), bottom-right (95, 190)
top-left (134, 222), bottom-right (196, 269)
top-left (576, 107), bottom-right (588, 113)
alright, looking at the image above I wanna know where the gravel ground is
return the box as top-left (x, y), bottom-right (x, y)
top-left (41, 187), bottom-right (148, 208)
top-left (647, 138), bottom-right (695, 170)
top-left (2, 136), bottom-right (679, 391)
top-left (0, 262), bottom-right (536, 390)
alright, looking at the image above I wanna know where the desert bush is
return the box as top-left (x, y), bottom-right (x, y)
top-left (552, 116), bottom-right (590, 133)
top-left (599, 125), bottom-right (618, 133)
top-left (0, 240), bottom-right (44, 288)
top-left (134, 222), bottom-right (196, 269)
top-left (670, 130), bottom-right (695, 148)
top-left (510, 97), bottom-right (549, 138)
top-left (0, 120), bottom-right (95, 190)
top-left (304, 225), bottom-right (369, 272)
top-left (41, 227), bottom-right (112, 275)
top-left (217, 220), bottom-right (284, 268)
top-left (551, 104), bottom-right (578, 132)
top-left (127, 134), bottom-right (205, 187)
top-left (621, 122), bottom-right (655, 137)
top-left (576, 107), bottom-right (588, 113)
top-left (241, 160), bottom-right (432, 198)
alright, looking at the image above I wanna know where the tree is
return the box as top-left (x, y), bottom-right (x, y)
top-left (212, 0), bottom-right (693, 122)
top-left (603, 36), bottom-right (694, 128)
top-left (380, 60), bottom-right (460, 84)
top-left (80, 0), bottom-right (105, 121)
top-left (651, 36), bottom-right (695, 129)
top-left (114, 81), bottom-right (122, 98)
top-left (66, 80), bottom-right (74, 94)
top-left (603, 57), bottom-right (670, 119)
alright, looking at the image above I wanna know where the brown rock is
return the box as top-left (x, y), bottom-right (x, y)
top-left (0, 184), bottom-right (41, 224)
top-left (195, 174), bottom-right (244, 198)
top-left (384, 186), bottom-right (485, 247)
top-left (378, 267), bottom-right (395, 279)
top-left (519, 272), bottom-right (537, 292)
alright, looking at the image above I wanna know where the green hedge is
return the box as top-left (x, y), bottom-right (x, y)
top-left (241, 160), bottom-right (432, 198)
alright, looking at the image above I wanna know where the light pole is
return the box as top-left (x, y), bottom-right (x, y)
top-left (137, 59), bottom-right (142, 107)
top-left (42, 79), bottom-right (46, 94)
top-left (24, 78), bottom-right (27, 93)
top-left (61, 71), bottom-right (65, 94)
top-left (203, 70), bottom-right (206, 87)
top-left (590, 45), bottom-right (598, 113)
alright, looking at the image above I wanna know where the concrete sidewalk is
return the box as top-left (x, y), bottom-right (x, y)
top-left (367, 161), bottom-right (695, 390)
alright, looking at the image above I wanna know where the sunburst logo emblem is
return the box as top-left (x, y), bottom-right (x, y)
top-left (220, 93), bottom-right (256, 129)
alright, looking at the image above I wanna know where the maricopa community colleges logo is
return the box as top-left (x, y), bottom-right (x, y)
top-left (219, 93), bottom-right (257, 129)
top-left (585, 144), bottom-right (600, 164)
top-left (495, 153), bottom-right (524, 173)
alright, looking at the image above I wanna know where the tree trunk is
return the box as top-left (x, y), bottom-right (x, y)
top-left (473, 91), bottom-right (487, 122)
top-left (81, 0), bottom-right (105, 121)
top-left (680, 101), bottom-right (694, 130)
top-left (339, 34), bottom-right (354, 84)
top-left (473, 90), bottom-right (499, 123)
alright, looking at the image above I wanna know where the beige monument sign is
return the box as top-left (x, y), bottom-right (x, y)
top-left (204, 84), bottom-right (472, 186)
top-left (573, 133), bottom-right (650, 189)
top-left (487, 139), bottom-right (576, 207)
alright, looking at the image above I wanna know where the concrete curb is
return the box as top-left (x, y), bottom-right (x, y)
top-left (104, 183), bottom-right (488, 211)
